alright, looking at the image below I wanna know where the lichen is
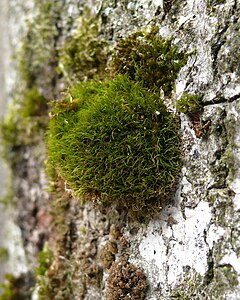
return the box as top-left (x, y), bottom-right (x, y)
top-left (208, 105), bottom-right (238, 189)
top-left (170, 262), bottom-right (239, 300)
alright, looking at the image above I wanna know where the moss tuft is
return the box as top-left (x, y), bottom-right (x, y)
top-left (176, 93), bottom-right (203, 116)
top-left (0, 88), bottom-right (48, 165)
top-left (19, 87), bottom-right (48, 118)
top-left (47, 75), bottom-right (181, 220)
top-left (107, 254), bottom-right (148, 300)
top-left (0, 248), bottom-right (9, 262)
top-left (36, 257), bottom-right (75, 300)
top-left (99, 241), bottom-right (118, 269)
top-left (59, 8), bottom-right (109, 83)
top-left (176, 93), bottom-right (205, 137)
top-left (111, 25), bottom-right (188, 95)
top-left (0, 273), bottom-right (34, 300)
top-left (18, 0), bottom-right (60, 92)
top-left (35, 246), bottom-right (54, 277)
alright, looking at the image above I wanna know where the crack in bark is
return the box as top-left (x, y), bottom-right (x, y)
top-left (203, 93), bottom-right (240, 106)
top-left (203, 225), bottom-right (215, 286)
top-left (204, 249), bottom-right (214, 285)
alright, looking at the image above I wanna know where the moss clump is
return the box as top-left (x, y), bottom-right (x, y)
top-left (47, 75), bottom-right (181, 219)
top-left (36, 257), bottom-right (75, 300)
top-left (59, 8), bottom-right (108, 83)
top-left (176, 93), bottom-right (203, 116)
top-left (33, 177), bottom-right (76, 300)
top-left (35, 227), bottom-right (77, 299)
top-left (99, 241), bottom-right (118, 269)
top-left (0, 273), bottom-right (34, 300)
top-left (107, 255), bottom-right (148, 300)
top-left (19, 87), bottom-right (48, 118)
top-left (111, 25), bottom-right (188, 95)
top-left (0, 88), bottom-right (48, 164)
top-left (0, 248), bottom-right (8, 262)
top-left (35, 246), bottom-right (54, 277)
top-left (18, 0), bottom-right (59, 91)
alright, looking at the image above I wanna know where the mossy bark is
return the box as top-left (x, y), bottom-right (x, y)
top-left (3, 0), bottom-right (240, 299)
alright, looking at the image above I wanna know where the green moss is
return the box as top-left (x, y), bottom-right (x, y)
top-left (47, 75), bottom-right (181, 220)
top-left (207, 0), bottom-right (226, 9)
top-left (0, 90), bottom-right (48, 165)
top-left (111, 25), bottom-right (188, 95)
top-left (20, 87), bottom-right (48, 118)
top-left (59, 8), bottom-right (109, 83)
top-left (1, 0), bottom-right (57, 165)
top-left (37, 259), bottom-right (75, 300)
top-left (0, 247), bottom-right (8, 262)
top-left (0, 273), bottom-right (33, 300)
top-left (18, 0), bottom-right (59, 90)
top-left (35, 245), bottom-right (54, 277)
top-left (35, 245), bottom-right (76, 300)
top-left (176, 93), bottom-right (203, 116)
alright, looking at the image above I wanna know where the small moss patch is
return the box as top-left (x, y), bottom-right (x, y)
top-left (0, 273), bottom-right (34, 300)
top-left (176, 93), bottom-right (203, 117)
top-left (0, 91), bottom-right (48, 166)
top-left (107, 254), bottom-right (148, 300)
top-left (99, 241), bottom-right (118, 269)
top-left (47, 75), bottom-right (181, 220)
top-left (111, 25), bottom-right (188, 95)
top-left (0, 248), bottom-right (8, 262)
top-left (35, 246), bottom-right (54, 277)
top-left (59, 8), bottom-right (109, 83)
top-left (176, 93), bottom-right (206, 138)
top-left (18, 0), bottom-right (60, 93)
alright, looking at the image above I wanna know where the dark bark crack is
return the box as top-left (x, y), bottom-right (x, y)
top-left (203, 93), bottom-right (240, 106)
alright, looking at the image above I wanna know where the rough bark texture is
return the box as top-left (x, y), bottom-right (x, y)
top-left (4, 0), bottom-right (240, 299)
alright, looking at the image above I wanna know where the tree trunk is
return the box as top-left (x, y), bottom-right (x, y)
top-left (2, 0), bottom-right (240, 299)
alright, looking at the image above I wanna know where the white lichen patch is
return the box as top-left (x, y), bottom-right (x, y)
top-left (134, 201), bottom-right (212, 296)
top-left (206, 224), bottom-right (227, 249)
top-left (220, 251), bottom-right (240, 275)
